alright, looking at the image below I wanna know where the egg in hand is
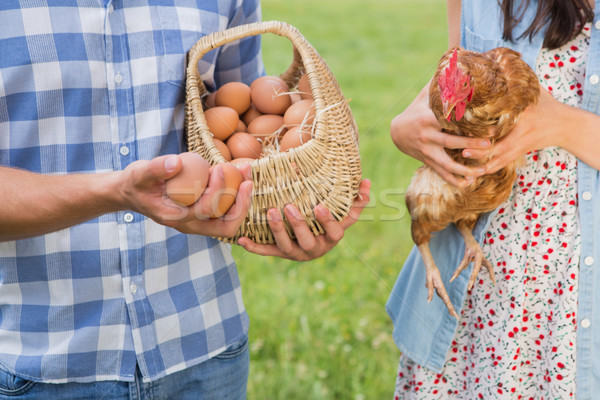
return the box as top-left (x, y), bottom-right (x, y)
top-left (165, 152), bottom-right (210, 206)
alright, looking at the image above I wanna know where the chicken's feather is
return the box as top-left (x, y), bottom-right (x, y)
top-left (406, 46), bottom-right (539, 269)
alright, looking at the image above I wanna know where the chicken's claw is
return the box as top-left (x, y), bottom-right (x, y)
top-left (417, 243), bottom-right (460, 319)
top-left (450, 241), bottom-right (495, 291)
top-left (425, 267), bottom-right (459, 319)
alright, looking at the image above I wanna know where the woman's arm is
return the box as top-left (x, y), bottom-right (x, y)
top-left (390, 0), bottom-right (490, 187)
top-left (447, 0), bottom-right (461, 48)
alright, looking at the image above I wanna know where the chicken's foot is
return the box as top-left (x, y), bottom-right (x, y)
top-left (417, 242), bottom-right (459, 319)
top-left (450, 222), bottom-right (495, 290)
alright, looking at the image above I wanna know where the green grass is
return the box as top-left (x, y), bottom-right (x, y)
top-left (234, 1), bottom-right (448, 398)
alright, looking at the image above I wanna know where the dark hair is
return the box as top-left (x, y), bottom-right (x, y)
top-left (501, 0), bottom-right (594, 49)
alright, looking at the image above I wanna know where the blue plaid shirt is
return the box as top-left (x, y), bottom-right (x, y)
top-left (0, 0), bottom-right (263, 383)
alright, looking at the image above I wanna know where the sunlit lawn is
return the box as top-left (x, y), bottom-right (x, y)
top-left (234, 1), bottom-right (448, 398)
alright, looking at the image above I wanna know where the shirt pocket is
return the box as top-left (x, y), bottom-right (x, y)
top-left (463, 26), bottom-right (504, 53)
top-left (156, 7), bottom-right (226, 89)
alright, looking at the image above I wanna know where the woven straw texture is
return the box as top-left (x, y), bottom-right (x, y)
top-left (185, 21), bottom-right (362, 244)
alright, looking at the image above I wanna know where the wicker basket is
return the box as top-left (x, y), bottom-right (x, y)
top-left (185, 21), bottom-right (362, 244)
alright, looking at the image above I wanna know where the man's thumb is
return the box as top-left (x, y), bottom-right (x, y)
top-left (150, 154), bottom-right (181, 181)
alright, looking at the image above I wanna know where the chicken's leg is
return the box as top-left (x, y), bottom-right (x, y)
top-left (417, 242), bottom-right (459, 319)
top-left (450, 220), bottom-right (495, 290)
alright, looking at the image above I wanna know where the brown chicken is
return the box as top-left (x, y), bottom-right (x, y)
top-left (405, 47), bottom-right (540, 318)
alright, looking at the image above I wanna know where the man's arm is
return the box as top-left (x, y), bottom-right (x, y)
top-left (0, 155), bottom-right (253, 241)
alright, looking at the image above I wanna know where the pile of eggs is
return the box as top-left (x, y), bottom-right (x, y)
top-left (202, 73), bottom-right (315, 165)
top-left (165, 74), bottom-right (315, 216)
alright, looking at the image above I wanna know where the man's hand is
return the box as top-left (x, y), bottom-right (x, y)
top-left (118, 155), bottom-right (253, 238)
top-left (237, 179), bottom-right (371, 261)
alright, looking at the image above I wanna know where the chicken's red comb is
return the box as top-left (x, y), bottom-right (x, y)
top-left (438, 49), bottom-right (459, 91)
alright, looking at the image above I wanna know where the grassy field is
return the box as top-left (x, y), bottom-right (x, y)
top-left (234, 1), bottom-right (448, 398)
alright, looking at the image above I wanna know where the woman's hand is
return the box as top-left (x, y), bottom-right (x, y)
top-left (390, 81), bottom-right (490, 187)
top-left (237, 179), bottom-right (371, 261)
top-left (462, 88), bottom-right (586, 173)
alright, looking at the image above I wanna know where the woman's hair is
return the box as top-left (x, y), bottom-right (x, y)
top-left (500, 0), bottom-right (594, 49)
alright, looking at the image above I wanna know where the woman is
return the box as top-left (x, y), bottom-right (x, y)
top-left (387, 0), bottom-right (600, 398)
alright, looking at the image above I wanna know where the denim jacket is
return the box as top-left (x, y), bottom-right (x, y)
top-left (386, 1), bottom-right (600, 397)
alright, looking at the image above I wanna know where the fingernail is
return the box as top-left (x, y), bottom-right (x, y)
top-left (165, 156), bottom-right (178, 173)
top-left (268, 209), bottom-right (281, 222)
top-left (285, 204), bottom-right (300, 219)
top-left (480, 140), bottom-right (491, 147)
top-left (477, 168), bottom-right (486, 175)
top-left (315, 204), bottom-right (328, 218)
top-left (463, 151), bottom-right (472, 158)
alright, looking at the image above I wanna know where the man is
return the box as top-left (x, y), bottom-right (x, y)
top-left (0, 1), bottom-right (370, 399)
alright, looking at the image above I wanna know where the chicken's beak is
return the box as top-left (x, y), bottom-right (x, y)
top-left (442, 100), bottom-right (455, 121)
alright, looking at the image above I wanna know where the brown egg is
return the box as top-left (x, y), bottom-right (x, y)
top-left (236, 119), bottom-right (247, 133)
top-left (241, 104), bottom-right (262, 126)
top-left (209, 163), bottom-right (243, 218)
top-left (212, 138), bottom-right (232, 161)
top-left (204, 106), bottom-right (239, 141)
top-left (280, 126), bottom-right (312, 152)
top-left (250, 76), bottom-right (291, 115)
top-left (283, 99), bottom-right (315, 127)
top-left (226, 132), bottom-right (263, 159)
top-left (203, 91), bottom-right (217, 109)
top-left (166, 152), bottom-right (210, 206)
top-left (215, 82), bottom-right (251, 115)
top-left (297, 73), bottom-right (312, 100)
top-left (247, 114), bottom-right (285, 139)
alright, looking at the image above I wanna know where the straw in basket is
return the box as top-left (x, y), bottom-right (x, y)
top-left (185, 21), bottom-right (362, 244)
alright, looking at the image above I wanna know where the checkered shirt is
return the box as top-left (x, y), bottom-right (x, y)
top-left (0, 0), bottom-right (264, 383)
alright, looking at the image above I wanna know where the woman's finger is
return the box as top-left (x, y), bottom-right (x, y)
top-left (429, 130), bottom-right (491, 151)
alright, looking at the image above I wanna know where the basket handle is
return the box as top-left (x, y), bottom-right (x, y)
top-left (185, 20), bottom-right (329, 135)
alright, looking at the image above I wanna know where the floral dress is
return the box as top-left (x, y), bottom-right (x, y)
top-left (393, 23), bottom-right (590, 400)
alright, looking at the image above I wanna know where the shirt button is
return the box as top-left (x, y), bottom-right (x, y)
top-left (584, 256), bottom-right (594, 266)
top-left (582, 191), bottom-right (592, 201)
top-left (581, 319), bottom-right (591, 329)
top-left (589, 74), bottom-right (599, 85)
top-left (595, 20), bottom-right (600, 30)
top-left (129, 283), bottom-right (138, 295)
top-left (124, 213), bottom-right (134, 223)
top-left (114, 73), bottom-right (123, 84)
top-left (119, 145), bottom-right (130, 156)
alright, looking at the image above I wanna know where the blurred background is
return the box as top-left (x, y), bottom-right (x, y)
top-left (234, 0), bottom-right (447, 398)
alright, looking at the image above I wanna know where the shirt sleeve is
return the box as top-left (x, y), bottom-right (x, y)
top-left (213, 0), bottom-right (265, 87)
